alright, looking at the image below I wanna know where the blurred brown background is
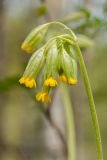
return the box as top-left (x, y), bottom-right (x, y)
top-left (0, 0), bottom-right (107, 160)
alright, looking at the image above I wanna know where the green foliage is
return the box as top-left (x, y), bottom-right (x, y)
top-left (0, 76), bottom-right (20, 92)
top-left (35, 3), bottom-right (47, 17)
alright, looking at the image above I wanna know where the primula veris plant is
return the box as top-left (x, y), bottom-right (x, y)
top-left (19, 22), bottom-right (103, 160)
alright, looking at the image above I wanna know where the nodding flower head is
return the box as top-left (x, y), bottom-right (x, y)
top-left (19, 22), bottom-right (78, 103)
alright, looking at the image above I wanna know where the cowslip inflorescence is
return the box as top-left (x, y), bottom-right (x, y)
top-left (19, 22), bottom-right (78, 103)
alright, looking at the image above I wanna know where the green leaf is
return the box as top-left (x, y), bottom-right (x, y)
top-left (35, 4), bottom-right (47, 17)
top-left (0, 76), bottom-right (20, 92)
top-left (77, 34), bottom-right (93, 48)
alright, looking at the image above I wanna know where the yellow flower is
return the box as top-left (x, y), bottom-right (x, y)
top-left (36, 92), bottom-right (51, 103)
top-left (19, 77), bottom-right (36, 88)
top-left (58, 74), bottom-right (67, 83)
top-left (21, 44), bottom-right (33, 53)
top-left (68, 77), bottom-right (77, 85)
top-left (44, 77), bottom-right (58, 87)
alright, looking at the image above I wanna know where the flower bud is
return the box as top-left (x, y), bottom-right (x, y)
top-left (21, 24), bottom-right (49, 53)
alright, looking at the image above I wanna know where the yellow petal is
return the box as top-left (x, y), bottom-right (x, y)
top-left (19, 77), bottom-right (36, 88)
top-left (44, 77), bottom-right (57, 87)
top-left (58, 74), bottom-right (67, 83)
top-left (36, 92), bottom-right (51, 103)
top-left (19, 77), bottom-right (25, 84)
top-left (68, 77), bottom-right (77, 85)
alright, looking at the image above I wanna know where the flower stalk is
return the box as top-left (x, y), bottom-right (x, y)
top-left (74, 45), bottom-right (103, 160)
top-left (61, 84), bottom-right (76, 160)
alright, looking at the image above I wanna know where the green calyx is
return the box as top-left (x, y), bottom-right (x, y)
top-left (23, 47), bottom-right (45, 78)
top-left (60, 47), bottom-right (77, 80)
top-left (45, 40), bottom-right (58, 78)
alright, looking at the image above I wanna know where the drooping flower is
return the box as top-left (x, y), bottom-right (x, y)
top-left (21, 24), bottom-right (49, 53)
top-left (44, 77), bottom-right (58, 87)
top-left (19, 47), bottom-right (44, 89)
top-left (36, 92), bottom-right (51, 103)
top-left (19, 77), bottom-right (36, 88)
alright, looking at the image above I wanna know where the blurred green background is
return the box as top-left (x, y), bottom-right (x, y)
top-left (0, 0), bottom-right (107, 160)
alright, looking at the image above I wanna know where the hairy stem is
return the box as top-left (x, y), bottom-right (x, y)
top-left (61, 84), bottom-right (76, 160)
top-left (75, 45), bottom-right (103, 160)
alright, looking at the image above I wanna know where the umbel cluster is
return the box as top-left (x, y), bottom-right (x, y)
top-left (19, 22), bottom-right (78, 103)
